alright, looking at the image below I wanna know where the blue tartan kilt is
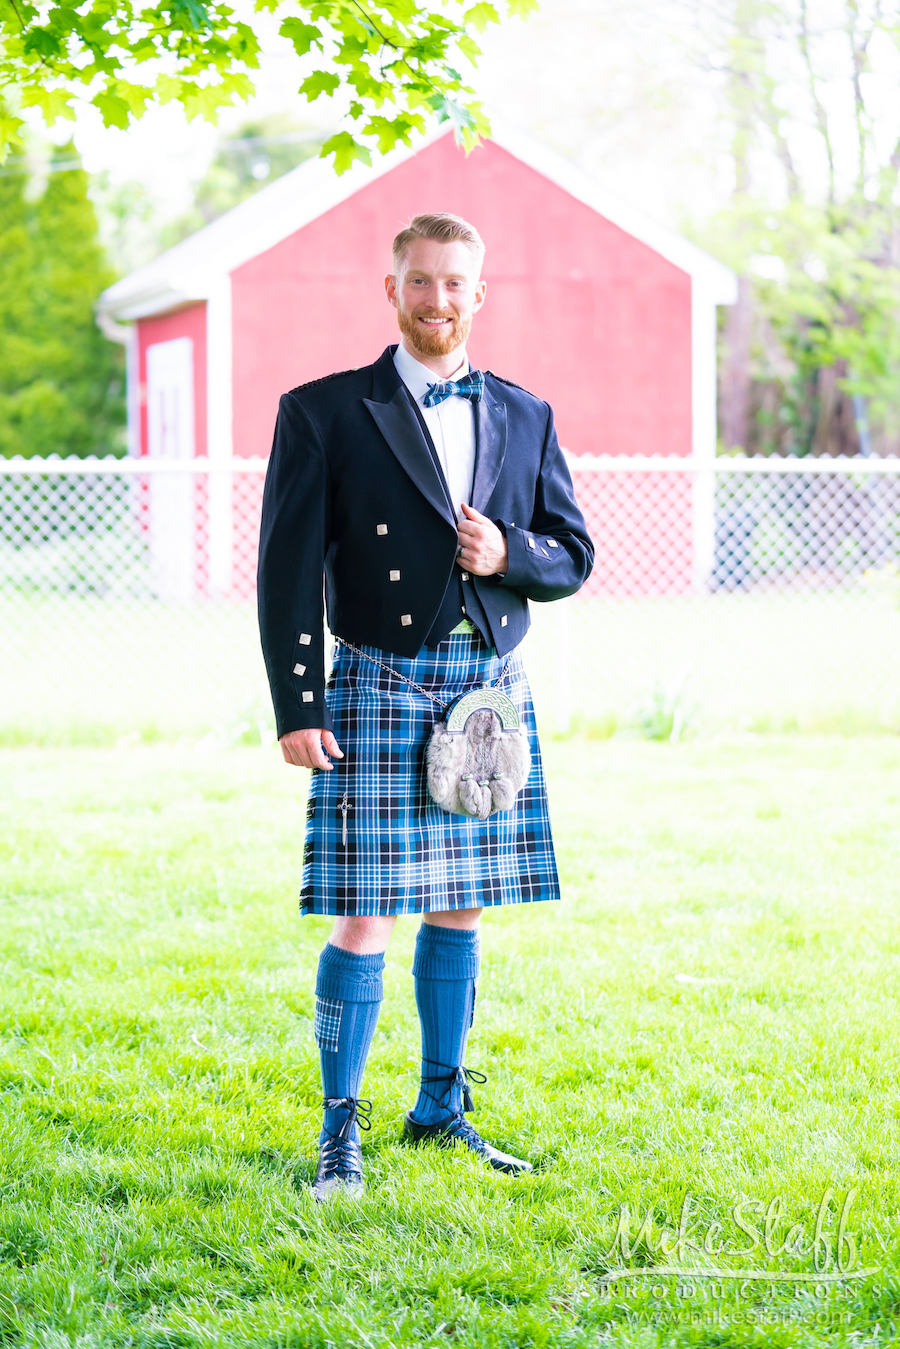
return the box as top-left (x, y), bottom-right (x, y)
top-left (300, 629), bottom-right (561, 917)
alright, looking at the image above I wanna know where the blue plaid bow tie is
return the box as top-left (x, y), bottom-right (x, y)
top-left (423, 370), bottom-right (485, 407)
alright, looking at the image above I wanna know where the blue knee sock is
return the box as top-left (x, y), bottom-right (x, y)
top-left (314, 942), bottom-right (384, 1144)
top-left (410, 924), bottom-right (481, 1125)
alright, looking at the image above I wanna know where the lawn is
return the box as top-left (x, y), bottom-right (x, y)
top-left (2, 737), bottom-right (900, 1347)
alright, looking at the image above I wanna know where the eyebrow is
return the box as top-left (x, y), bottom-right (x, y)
top-left (406, 271), bottom-right (469, 280)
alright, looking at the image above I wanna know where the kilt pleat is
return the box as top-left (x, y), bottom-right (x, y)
top-left (299, 630), bottom-right (560, 917)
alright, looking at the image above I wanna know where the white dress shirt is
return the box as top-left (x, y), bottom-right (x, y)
top-left (393, 343), bottom-right (476, 521)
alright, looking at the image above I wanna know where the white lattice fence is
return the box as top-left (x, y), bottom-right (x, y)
top-left (2, 454), bottom-right (900, 743)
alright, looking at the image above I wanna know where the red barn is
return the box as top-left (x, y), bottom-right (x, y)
top-left (98, 122), bottom-right (735, 600)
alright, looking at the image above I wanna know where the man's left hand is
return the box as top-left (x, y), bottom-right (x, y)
top-left (457, 502), bottom-right (508, 576)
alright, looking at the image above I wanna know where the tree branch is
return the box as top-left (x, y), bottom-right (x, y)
top-left (799, 0), bottom-right (835, 207)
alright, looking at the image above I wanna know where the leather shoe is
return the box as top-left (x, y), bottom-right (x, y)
top-left (403, 1109), bottom-right (533, 1174)
top-left (312, 1096), bottom-right (371, 1202)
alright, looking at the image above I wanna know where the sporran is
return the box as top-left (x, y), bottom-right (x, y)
top-left (334, 638), bottom-right (531, 819)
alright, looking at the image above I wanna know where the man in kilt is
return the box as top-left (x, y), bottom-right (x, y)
top-left (258, 212), bottom-right (593, 1200)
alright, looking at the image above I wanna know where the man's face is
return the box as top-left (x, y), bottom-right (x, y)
top-left (386, 238), bottom-right (487, 359)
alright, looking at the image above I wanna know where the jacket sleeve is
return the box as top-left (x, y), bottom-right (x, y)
top-left (257, 392), bottom-right (333, 738)
top-left (495, 405), bottom-right (594, 600)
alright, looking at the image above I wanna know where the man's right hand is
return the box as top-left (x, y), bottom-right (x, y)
top-left (280, 728), bottom-right (344, 770)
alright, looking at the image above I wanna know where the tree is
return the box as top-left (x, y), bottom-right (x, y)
top-left (0, 0), bottom-right (535, 171)
top-left (687, 0), bottom-right (900, 456)
top-left (0, 145), bottom-right (124, 458)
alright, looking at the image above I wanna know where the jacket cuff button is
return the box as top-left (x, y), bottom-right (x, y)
top-left (293, 663), bottom-right (307, 676)
top-left (302, 691), bottom-right (314, 703)
top-left (298, 633), bottom-right (312, 645)
top-left (400, 614), bottom-right (413, 626)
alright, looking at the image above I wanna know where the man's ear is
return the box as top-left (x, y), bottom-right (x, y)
top-left (385, 274), bottom-right (398, 308)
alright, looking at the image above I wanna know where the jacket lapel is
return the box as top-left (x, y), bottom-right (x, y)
top-left (364, 347), bottom-right (456, 527)
top-left (472, 394), bottom-right (508, 514)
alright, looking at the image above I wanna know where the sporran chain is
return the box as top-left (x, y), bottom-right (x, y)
top-left (333, 638), bottom-right (512, 713)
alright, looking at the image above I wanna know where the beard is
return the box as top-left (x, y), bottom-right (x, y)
top-left (396, 305), bottom-right (472, 358)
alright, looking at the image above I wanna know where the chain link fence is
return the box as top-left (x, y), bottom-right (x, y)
top-left (3, 454), bottom-right (900, 744)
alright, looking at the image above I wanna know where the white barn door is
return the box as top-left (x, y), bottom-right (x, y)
top-left (146, 337), bottom-right (195, 603)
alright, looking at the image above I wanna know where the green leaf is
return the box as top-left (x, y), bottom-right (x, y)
top-left (366, 113), bottom-right (424, 154)
top-left (299, 70), bottom-right (341, 101)
top-left (278, 17), bottom-right (322, 55)
top-left (463, 2), bottom-right (499, 32)
top-left (93, 90), bottom-right (133, 128)
top-left (20, 85), bottom-right (77, 123)
top-left (0, 111), bottom-right (25, 164)
top-left (23, 27), bottom-right (65, 59)
top-left (321, 130), bottom-right (371, 175)
top-left (165, 0), bottom-right (210, 33)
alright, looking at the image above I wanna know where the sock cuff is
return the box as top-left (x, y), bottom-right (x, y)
top-left (315, 943), bottom-right (385, 1002)
top-left (412, 923), bottom-right (481, 980)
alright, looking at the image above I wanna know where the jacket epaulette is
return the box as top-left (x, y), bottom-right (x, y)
top-left (486, 371), bottom-right (543, 401)
top-left (289, 368), bottom-right (359, 395)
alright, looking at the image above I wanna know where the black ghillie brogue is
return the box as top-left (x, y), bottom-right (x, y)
top-left (312, 1096), bottom-right (372, 1202)
top-left (402, 1065), bottom-right (532, 1175)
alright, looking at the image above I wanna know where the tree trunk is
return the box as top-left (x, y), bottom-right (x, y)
top-left (813, 363), bottom-right (861, 456)
top-left (721, 275), bottom-right (753, 451)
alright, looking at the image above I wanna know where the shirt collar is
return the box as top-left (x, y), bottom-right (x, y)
top-left (393, 342), bottom-right (469, 406)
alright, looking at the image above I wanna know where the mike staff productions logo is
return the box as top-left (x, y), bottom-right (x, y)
top-left (593, 1187), bottom-right (880, 1329)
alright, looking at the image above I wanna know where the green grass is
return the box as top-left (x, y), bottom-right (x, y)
top-left (2, 738), bottom-right (900, 1346)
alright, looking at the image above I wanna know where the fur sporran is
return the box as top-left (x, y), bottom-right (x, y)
top-left (334, 638), bottom-right (531, 820)
top-left (426, 688), bottom-right (532, 819)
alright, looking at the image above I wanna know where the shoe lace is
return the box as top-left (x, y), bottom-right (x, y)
top-left (419, 1064), bottom-right (487, 1115)
top-left (321, 1096), bottom-right (372, 1175)
top-left (444, 1113), bottom-right (487, 1150)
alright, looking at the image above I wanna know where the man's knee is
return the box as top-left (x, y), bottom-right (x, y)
top-left (423, 909), bottom-right (483, 931)
top-left (329, 915), bottom-right (396, 953)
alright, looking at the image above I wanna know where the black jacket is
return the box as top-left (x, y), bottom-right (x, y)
top-left (257, 345), bottom-right (594, 737)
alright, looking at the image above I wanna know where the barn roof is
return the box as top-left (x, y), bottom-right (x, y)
top-left (98, 120), bottom-right (736, 324)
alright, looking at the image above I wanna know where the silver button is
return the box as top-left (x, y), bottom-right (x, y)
top-left (547, 539), bottom-right (558, 548)
top-left (302, 691), bottom-right (314, 703)
top-left (298, 632), bottom-right (311, 645)
top-left (293, 663), bottom-right (306, 676)
top-left (527, 537), bottom-right (535, 550)
top-left (400, 614), bottom-right (412, 626)
top-left (501, 615), bottom-right (508, 627)
top-left (460, 571), bottom-right (469, 581)
top-left (389, 569), bottom-right (400, 581)
top-left (376, 524), bottom-right (388, 535)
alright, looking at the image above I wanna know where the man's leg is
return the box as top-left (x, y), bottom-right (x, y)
top-left (409, 910), bottom-right (483, 1125)
top-left (404, 909), bottom-right (532, 1173)
top-left (313, 916), bottom-right (395, 1199)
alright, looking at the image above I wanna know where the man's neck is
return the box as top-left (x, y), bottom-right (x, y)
top-left (398, 336), bottom-right (468, 381)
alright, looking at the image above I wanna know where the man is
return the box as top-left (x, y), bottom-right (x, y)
top-left (258, 212), bottom-right (593, 1200)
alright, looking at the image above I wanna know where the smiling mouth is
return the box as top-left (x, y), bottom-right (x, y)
top-left (417, 315), bottom-right (453, 326)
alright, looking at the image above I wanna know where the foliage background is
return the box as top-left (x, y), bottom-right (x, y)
top-left (0, 144), bottom-right (123, 459)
